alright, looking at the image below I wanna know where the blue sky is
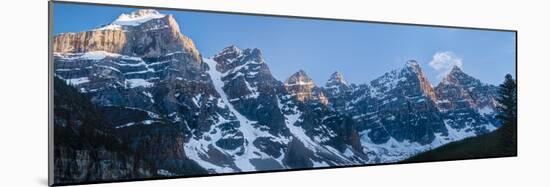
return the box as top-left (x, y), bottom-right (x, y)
top-left (53, 3), bottom-right (516, 85)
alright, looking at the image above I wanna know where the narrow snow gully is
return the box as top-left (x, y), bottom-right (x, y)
top-left (204, 58), bottom-right (273, 171)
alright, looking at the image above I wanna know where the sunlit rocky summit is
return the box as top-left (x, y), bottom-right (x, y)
top-left (52, 9), bottom-right (501, 184)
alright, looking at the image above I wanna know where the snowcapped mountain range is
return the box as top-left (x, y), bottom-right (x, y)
top-left (52, 9), bottom-right (501, 183)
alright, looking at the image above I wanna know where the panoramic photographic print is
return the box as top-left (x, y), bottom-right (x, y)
top-left (50, 2), bottom-right (517, 185)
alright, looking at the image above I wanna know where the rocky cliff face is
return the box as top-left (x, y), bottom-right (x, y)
top-left (185, 46), bottom-right (368, 172)
top-left (53, 8), bottom-right (504, 184)
top-left (435, 66), bottom-right (499, 135)
top-left (53, 9), bottom-right (207, 112)
top-left (212, 46), bottom-right (287, 135)
top-left (437, 66), bottom-right (498, 111)
top-left (325, 71), bottom-right (349, 94)
top-left (284, 70), bottom-right (329, 105)
top-left (53, 9), bottom-right (215, 184)
top-left (346, 60), bottom-right (446, 145)
top-left (324, 61), bottom-right (500, 163)
top-left (53, 30), bottom-right (127, 55)
top-left (53, 77), bottom-right (156, 184)
top-left (324, 71), bottom-right (353, 112)
top-left (53, 9), bottom-right (200, 60)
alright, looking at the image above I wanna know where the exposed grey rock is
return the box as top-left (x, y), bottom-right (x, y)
top-left (343, 60), bottom-right (446, 145)
top-left (54, 10), bottom-right (200, 60)
top-left (53, 8), bottom-right (506, 183)
top-left (435, 66), bottom-right (499, 134)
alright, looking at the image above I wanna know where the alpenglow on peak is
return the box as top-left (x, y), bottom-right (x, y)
top-left (285, 70), bottom-right (315, 88)
top-left (111, 9), bottom-right (166, 26)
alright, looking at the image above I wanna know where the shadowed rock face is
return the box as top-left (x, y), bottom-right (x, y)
top-left (346, 60), bottom-right (447, 145)
top-left (325, 71), bottom-right (348, 93)
top-left (52, 9), bottom-right (208, 113)
top-left (53, 76), bottom-right (208, 184)
top-left (435, 66), bottom-right (500, 134)
top-left (52, 8), bottom-right (504, 184)
top-left (437, 66), bottom-right (498, 110)
top-left (53, 10), bottom-right (219, 183)
top-left (324, 71), bottom-right (352, 112)
top-left (211, 46), bottom-right (288, 135)
top-left (52, 76), bottom-right (154, 184)
top-left (407, 61), bottom-right (438, 103)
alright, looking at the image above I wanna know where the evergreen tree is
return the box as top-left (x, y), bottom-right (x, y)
top-left (496, 74), bottom-right (517, 125)
top-left (495, 74), bottom-right (517, 153)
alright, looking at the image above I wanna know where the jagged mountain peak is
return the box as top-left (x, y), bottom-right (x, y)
top-left (447, 65), bottom-right (467, 77)
top-left (112, 9), bottom-right (166, 26)
top-left (439, 66), bottom-right (480, 86)
top-left (369, 60), bottom-right (437, 102)
top-left (326, 71), bottom-right (348, 86)
top-left (405, 59), bottom-right (420, 67)
top-left (296, 69), bottom-right (308, 75)
top-left (94, 9), bottom-right (184, 34)
top-left (286, 70), bottom-right (313, 85)
top-left (247, 48), bottom-right (263, 57)
top-left (127, 9), bottom-right (162, 17)
top-left (212, 46), bottom-right (266, 75)
top-left (403, 60), bottom-right (424, 75)
top-left (450, 65), bottom-right (463, 73)
top-left (406, 61), bottom-right (437, 102)
top-left (54, 8), bottom-right (201, 59)
top-left (213, 45), bottom-right (263, 62)
top-left (217, 45), bottom-right (243, 57)
top-left (284, 70), bottom-right (329, 104)
top-left (401, 60), bottom-right (431, 82)
top-left (53, 6), bottom-right (510, 177)
top-left (434, 65), bottom-right (499, 133)
top-left (375, 60), bottom-right (431, 85)
top-left (284, 70), bottom-right (314, 94)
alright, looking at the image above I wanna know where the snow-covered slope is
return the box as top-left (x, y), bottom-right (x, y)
top-left (325, 61), bottom-right (500, 163)
top-left (112, 9), bottom-right (166, 26)
top-left (185, 58), bottom-right (290, 172)
top-left (53, 9), bottom-right (506, 182)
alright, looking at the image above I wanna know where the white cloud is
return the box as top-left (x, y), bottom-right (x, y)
top-left (429, 51), bottom-right (463, 79)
